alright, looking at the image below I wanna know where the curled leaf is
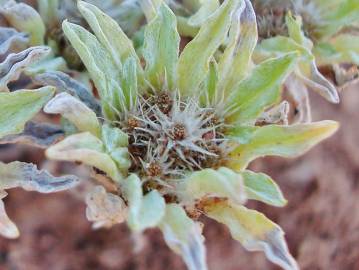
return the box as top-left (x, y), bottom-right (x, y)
top-left (0, 46), bottom-right (50, 91)
top-left (160, 204), bottom-right (208, 270)
top-left (44, 92), bottom-right (101, 137)
top-left (0, 0), bottom-right (45, 45)
top-left (229, 120), bottom-right (339, 170)
top-left (203, 201), bottom-right (298, 270)
top-left (0, 161), bottom-right (79, 193)
top-left (285, 75), bottom-right (312, 123)
top-left (85, 185), bottom-right (126, 229)
top-left (0, 121), bottom-right (63, 148)
top-left (46, 132), bottom-right (122, 181)
top-left (0, 86), bottom-right (55, 139)
top-left (257, 101), bottom-right (289, 125)
top-left (124, 174), bottom-right (166, 231)
top-left (34, 71), bottom-right (101, 116)
top-left (0, 27), bottom-right (28, 55)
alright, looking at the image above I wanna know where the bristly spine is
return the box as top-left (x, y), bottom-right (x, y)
top-left (115, 91), bottom-right (229, 185)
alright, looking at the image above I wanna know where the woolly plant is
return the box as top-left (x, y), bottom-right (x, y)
top-left (253, 0), bottom-right (358, 122)
top-left (0, 1), bottom-right (340, 270)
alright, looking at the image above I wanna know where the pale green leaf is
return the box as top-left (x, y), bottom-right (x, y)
top-left (181, 167), bottom-right (246, 205)
top-left (0, 0), bottom-right (45, 45)
top-left (0, 161), bottom-right (79, 193)
top-left (101, 124), bottom-right (130, 173)
top-left (204, 201), bottom-right (298, 270)
top-left (78, 1), bottom-right (143, 82)
top-left (200, 58), bottom-right (218, 106)
top-left (44, 93), bottom-right (101, 137)
top-left (187, 0), bottom-right (219, 26)
top-left (124, 174), bottom-right (166, 231)
top-left (240, 170), bottom-right (287, 207)
top-left (0, 87), bottom-right (55, 139)
top-left (218, 0), bottom-right (257, 98)
top-left (46, 132), bottom-right (122, 181)
top-left (177, 0), bottom-right (239, 96)
top-left (122, 57), bottom-right (138, 110)
top-left (228, 120), bottom-right (339, 170)
top-left (143, 3), bottom-right (180, 90)
top-left (37, 0), bottom-right (59, 26)
top-left (62, 21), bottom-right (122, 120)
top-left (160, 204), bottom-right (207, 270)
top-left (226, 53), bottom-right (297, 124)
top-left (318, 0), bottom-right (359, 38)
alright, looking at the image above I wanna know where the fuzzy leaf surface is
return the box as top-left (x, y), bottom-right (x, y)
top-left (204, 201), bottom-right (298, 270)
top-left (124, 174), bottom-right (165, 231)
top-left (228, 121), bottom-right (339, 169)
top-left (177, 0), bottom-right (239, 95)
top-left (46, 132), bottom-right (121, 181)
top-left (44, 93), bottom-right (101, 137)
top-left (143, 3), bottom-right (180, 90)
top-left (160, 204), bottom-right (208, 270)
top-left (226, 53), bottom-right (297, 124)
top-left (240, 170), bottom-right (287, 207)
top-left (182, 167), bottom-right (246, 204)
top-left (0, 161), bottom-right (79, 193)
top-left (0, 46), bottom-right (50, 91)
top-left (0, 87), bottom-right (55, 138)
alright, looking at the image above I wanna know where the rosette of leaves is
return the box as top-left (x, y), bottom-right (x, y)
top-left (0, 43), bottom-right (80, 238)
top-left (1, 0), bottom-right (339, 269)
top-left (253, 0), bottom-right (359, 122)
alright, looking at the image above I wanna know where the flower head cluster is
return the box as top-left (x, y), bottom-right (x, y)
top-left (0, 1), bottom-right (343, 270)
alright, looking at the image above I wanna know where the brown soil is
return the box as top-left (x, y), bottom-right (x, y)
top-left (0, 85), bottom-right (358, 270)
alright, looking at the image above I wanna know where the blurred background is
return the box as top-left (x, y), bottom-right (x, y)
top-left (0, 84), bottom-right (358, 270)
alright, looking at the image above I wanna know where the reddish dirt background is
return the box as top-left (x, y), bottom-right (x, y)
top-left (0, 84), bottom-right (358, 270)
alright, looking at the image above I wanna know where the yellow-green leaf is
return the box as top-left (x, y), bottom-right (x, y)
top-left (218, 0), bottom-right (257, 98)
top-left (124, 174), bottom-right (166, 231)
top-left (143, 3), bottom-right (180, 90)
top-left (204, 201), bottom-right (298, 270)
top-left (228, 121), bottom-right (339, 170)
top-left (181, 167), bottom-right (246, 205)
top-left (240, 170), bottom-right (287, 207)
top-left (160, 204), bottom-right (207, 270)
top-left (78, 1), bottom-right (143, 83)
top-left (177, 0), bottom-right (239, 96)
top-left (226, 53), bottom-right (297, 124)
top-left (46, 132), bottom-right (121, 181)
top-left (62, 21), bottom-right (122, 120)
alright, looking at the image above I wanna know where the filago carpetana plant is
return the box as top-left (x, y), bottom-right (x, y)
top-left (0, 1), bottom-right (340, 269)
